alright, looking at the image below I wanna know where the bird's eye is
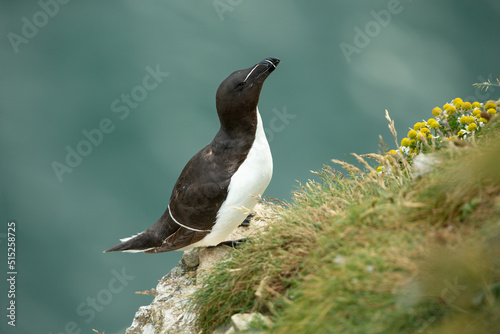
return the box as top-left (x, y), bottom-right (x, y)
top-left (236, 81), bottom-right (245, 88)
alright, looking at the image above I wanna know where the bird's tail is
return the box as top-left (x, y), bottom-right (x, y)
top-left (103, 231), bottom-right (159, 253)
top-left (104, 219), bottom-right (169, 253)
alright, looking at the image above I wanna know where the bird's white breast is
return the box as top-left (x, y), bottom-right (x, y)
top-left (187, 108), bottom-right (273, 247)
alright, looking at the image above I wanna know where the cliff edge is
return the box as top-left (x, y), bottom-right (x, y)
top-left (125, 204), bottom-right (270, 334)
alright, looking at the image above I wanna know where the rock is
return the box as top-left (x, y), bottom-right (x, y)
top-left (182, 248), bottom-right (200, 268)
top-left (213, 312), bottom-right (272, 334)
top-left (413, 153), bottom-right (440, 178)
top-left (231, 313), bottom-right (272, 331)
top-left (125, 204), bottom-right (270, 334)
top-left (125, 260), bottom-right (198, 334)
top-left (212, 323), bottom-right (235, 334)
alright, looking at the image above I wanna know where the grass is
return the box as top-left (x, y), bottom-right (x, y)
top-left (189, 108), bottom-right (500, 333)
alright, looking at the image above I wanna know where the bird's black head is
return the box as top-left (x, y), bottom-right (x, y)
top-left (215, 57), bottom-right (280, 135)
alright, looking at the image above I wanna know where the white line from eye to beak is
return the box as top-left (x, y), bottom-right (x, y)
top-left (243, 64), bottom-right (259, 82)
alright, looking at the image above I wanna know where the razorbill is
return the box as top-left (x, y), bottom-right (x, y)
top-left (105, 57), bottom-right (280, 253)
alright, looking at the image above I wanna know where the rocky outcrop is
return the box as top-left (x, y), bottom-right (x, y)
top-left (125, 205), bottom-right (270, 334)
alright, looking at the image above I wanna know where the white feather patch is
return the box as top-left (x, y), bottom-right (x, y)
top-left (122, 247), bottom-right (155, 253)
top-left (119, 231), bottom-right (145, 243)
top-left (117, 231), bottom-right (155, 252)
top-left (182, 107), bottom-right (272, 249)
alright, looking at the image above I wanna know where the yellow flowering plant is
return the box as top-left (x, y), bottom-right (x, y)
top-left (383, 97), bottom-right (499, 171)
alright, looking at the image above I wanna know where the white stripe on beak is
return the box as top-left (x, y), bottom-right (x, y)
top-left (263, 59), bottom-right (276, 68)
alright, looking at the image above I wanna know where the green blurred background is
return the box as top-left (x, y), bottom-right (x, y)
top-left (1, 0), bottom-right (499, 333)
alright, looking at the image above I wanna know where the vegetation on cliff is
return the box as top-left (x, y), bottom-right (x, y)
top-left (190, 96), bottom-right (500, 334)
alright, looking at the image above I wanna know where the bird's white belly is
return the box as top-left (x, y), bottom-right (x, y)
top-left (187, 108), bottom-right (272, 248)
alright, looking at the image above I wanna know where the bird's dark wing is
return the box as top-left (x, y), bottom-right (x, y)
top-left (167, 142), bottom-right (241, 231)
top-left (145, 133), bottom-right (252, 252)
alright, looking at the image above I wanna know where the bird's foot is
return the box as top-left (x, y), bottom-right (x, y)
top-left (215, 238), bottom-right (248, 248)
top-left (239, 213), bottom-right (255, 227)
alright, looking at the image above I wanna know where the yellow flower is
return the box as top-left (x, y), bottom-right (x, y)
top-left (472, 101), bottom-right (482, 109)
top-left (408, 129), bottom-right (418, 139)
top-left (453, 97), bottom-right (463, 108)
top-left (429, 122), bottom-right (440, 129)
top-left (462, 102), bottom-right (472, 110)
top-left (467, 123), bottom-right (478, 131)
top-left (427, 118), bottom-right (439, 129)
top-left (417, 133), bottom-right (426, 141)
top-left (401, 138), bottom-right (410, 147)
top-left (420, 127), bottom-right (430, 134)
top-left (460, 116), bottom-right (474, 124)
top-left (479, 117), bottom-right (488, 123)
top-left (414, 122), bottom-right (424, 130)
top-left (487, 108), bottom-right (497, 114)
top-left (458, 130), bottom-right (465, 137)
top-left (446, 105), bottom-right (457, 114)
top-left (484, 101), bottom-right (496, 110)
top-left (473, 109), bottom-right (482, 116)
top-left (432, 107), bottom-right (442, 116)
top-left (387, 150), bottom-right (397, 155)
top-left (427, 134), bottom-right (433, 140)
top-left (410, 139), bottom-right (417, 146)
top-left (377, 166), bottom-right (383, 173)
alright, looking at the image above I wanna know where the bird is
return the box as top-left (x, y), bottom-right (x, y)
top-left (104, 57), bottom-right (280, 253)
